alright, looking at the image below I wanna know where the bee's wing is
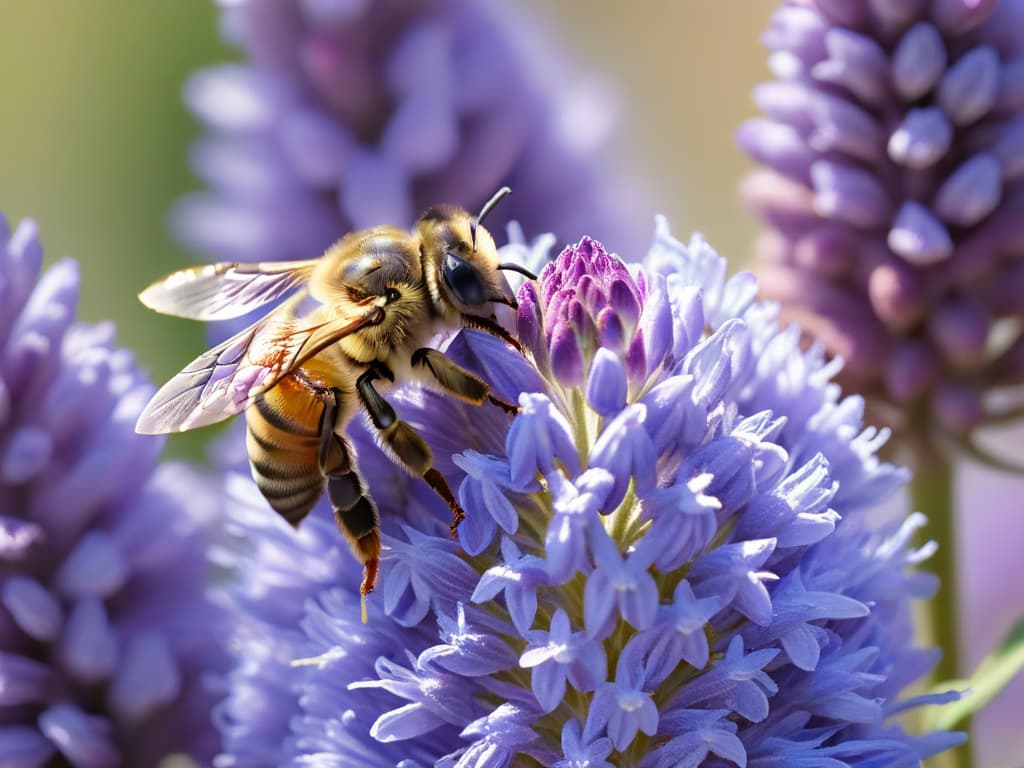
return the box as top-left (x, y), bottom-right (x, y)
top-left (138, 259), bottom-right (318, 321)
top-left (135, 300), bottom-right (385, 434)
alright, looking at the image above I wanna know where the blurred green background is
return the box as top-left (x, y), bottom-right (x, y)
top-left (0, 3), bottom-right (230, 459)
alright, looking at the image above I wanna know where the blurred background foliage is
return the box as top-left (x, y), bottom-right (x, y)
top-left (3, 2), bottom-right (1020, 765)
top-left (0, 3), bottom-right (230, 459)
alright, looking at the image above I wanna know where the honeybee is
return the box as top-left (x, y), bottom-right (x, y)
top-left (136, 188), bottom-right (535, 619)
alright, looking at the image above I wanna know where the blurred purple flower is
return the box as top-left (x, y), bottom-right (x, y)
top-left (739, 0), bottom-right (1024, 434)
top-left (0, 214), bottom-right (224, 766)
top-left (212, 224), bottom-right (963, 766)
top-left (174, 0), bottom-right (644, 267)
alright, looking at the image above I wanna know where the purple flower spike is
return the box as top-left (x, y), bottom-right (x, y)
top-left (527, 237), bottom-right (650, 390)
top-left (0, 214), bottom-right (223, 765)
top-left (175, 0), bottom-right (644, 269)
top-left (211, 219), bottom-right (960, 765)
top-left (741, 0), bottom-right (1024, 434)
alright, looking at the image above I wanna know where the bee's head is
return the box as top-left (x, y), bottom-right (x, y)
top-left (417, 187), bottom-right (536, 317)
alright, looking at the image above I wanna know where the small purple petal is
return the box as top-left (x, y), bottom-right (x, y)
top-left (544, 469), bottom-right (613, 584)
top-left (887, 107), bottom-right (953, 170)
top-left (928, 298), bottom-right (989, 369)
top-left (589, 405), bottom-right (656, 509)
top-left (506, 393), bottom-right (580, 488)
top-left (0, 426), bottom-right (53, 484)
top-left (585, 348), bottom-right (628, 417)
top-left (812, 28), bottom-right (889, 107)
top-left (1, 577), bottom-right (62, 642)
top-left (808, 91), bottom-right (884, 162)
top-left (867, 258), bottom-right (926, 331)
top-left (735, 120), bottom-right (814, 183)
top-left (0, 726), bottom-right (56, 767)
top-left (456, 494), bottom-right (497, 557)
top-left (183, 65), bottom-right (277, 133)
top-left (811, 161), bottom-right (890, 228)
top-left (0, 651), bottom-right (54, 705)
top-left (109, 633), bottom-right (182, 724)
top-left (892, 22), bottom-right (947, 101)
top-left (549, 324), bottom-right (585, 387)
top-left (939, 45), bottom-right (1000, 125)
top-left (38, 703), bottom-right (119, 768)
top-left (583, 561), bottom-right (617, 641)
top-left (55, 532), bottom-right (127, 599)
top-left (932, 0), bottom-right (999, 33)
top-left (933, 153), bottom-right (1003, 227)
top-left (888, 201), bottom-right (953, 265)
top-left (59, 597), bottom-right (117, 685)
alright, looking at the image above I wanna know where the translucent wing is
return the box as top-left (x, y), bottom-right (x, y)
top-left (136, 300), bottom-right (385, 434)
top-left (138, 260), bottom-right (318, 321)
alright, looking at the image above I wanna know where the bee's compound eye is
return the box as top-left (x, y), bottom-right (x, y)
top-left (443, 252), bottom-right (485, 305)
top-left (385, 288), bottom-right (401, 303)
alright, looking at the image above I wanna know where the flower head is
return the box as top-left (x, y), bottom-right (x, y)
top-left (739, 0), bottom-right (1024, 434)
top-left (213, 221), bottom-right (963, 766)
top-left (174, 0), bottom-right (642, 266)
top-left (0, 214), bottom-right (223, 765)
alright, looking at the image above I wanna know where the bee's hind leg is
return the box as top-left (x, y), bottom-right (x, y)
top-left (319, 391), bottom-right (380, 600)
top-left (356, 369), bottom-right (466, 536)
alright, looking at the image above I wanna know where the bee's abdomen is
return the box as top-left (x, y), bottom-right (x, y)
top-left (245, 375), bottom-right (326, 527)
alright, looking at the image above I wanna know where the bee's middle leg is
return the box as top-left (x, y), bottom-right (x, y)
top-left (356, 369), bottom-right (466, 535)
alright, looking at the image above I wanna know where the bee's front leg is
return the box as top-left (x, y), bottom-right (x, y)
top-left (410, 347), bottom-right (518, 415)
top-left (459, 313), bottom-right (524, 353)
top-left (356, 368), bottom-right (466, 535)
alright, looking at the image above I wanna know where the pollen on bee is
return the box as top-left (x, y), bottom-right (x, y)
top-left (361, 593), bottom-right (369, 625)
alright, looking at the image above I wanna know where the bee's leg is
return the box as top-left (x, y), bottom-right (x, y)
top-left (356, 369), bottom-right (466, 535)
top-left (459, 313), bottom-right (524, 354)
top-left (319, 391), bottom-right (380, 603)
top-left (410, 347), bottom-right (518, 414)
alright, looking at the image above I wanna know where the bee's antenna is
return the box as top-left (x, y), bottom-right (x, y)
top-left (472, 186), bottom-right (512, 250)
top-left (498, 262), bottom-right (538, 280)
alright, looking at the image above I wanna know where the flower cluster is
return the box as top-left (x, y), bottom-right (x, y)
top-left (174, 0), bottom-right (641, 267)
top-left (212, 224), bottom-right (962, 766)
top-left (0, 214), bottom-right (224, 765)
top-left (738, 0), bottom-right (1024, 434)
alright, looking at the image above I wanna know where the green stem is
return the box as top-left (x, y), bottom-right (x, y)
top-left (911, 434), bottom-right (970, 768)
top-left (912, 446), bottom-right (958, 684)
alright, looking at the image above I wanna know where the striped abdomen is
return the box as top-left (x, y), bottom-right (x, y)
top-left (245, 372), bottom-right (328, 527)
top-left (245, 369), bottom-right (381, 597)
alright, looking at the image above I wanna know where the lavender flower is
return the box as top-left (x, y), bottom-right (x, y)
top-left (0, 213), bottom-right (224, 765)
top-left (174, 0), bottom-right (642, 267)
top-left (738, 0), bottom-right (1024, 434)
top-left (213, 223), bottom-right (963, 766)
